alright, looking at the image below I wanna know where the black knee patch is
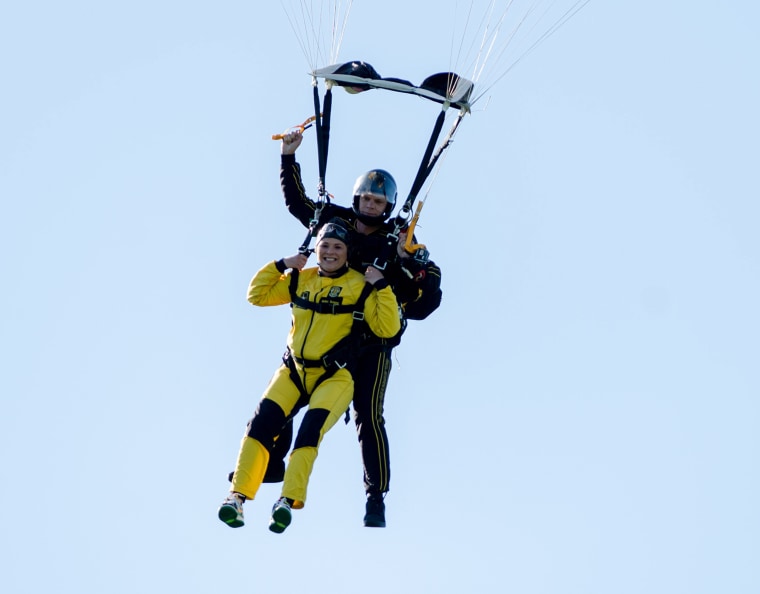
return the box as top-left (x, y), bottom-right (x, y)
top-left (262, 418), bottom-right (293, 483)
top-left (247, 399), bottom-right (287, 448)
top-left (293, 408), bottom-right (330, 449)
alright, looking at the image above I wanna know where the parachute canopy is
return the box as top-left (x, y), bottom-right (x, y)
top-left (313, 61), bottom-right (475, 111)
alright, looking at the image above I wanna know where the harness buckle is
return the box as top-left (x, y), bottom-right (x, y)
top-left (321, 354), bottom-right (348, 369)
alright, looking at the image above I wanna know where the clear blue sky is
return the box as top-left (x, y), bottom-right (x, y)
top-left (2, 2), bottom-right (758, 593)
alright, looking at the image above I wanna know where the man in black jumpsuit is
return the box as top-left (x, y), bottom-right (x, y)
top-left (276, 130), bottom-right (442, 527)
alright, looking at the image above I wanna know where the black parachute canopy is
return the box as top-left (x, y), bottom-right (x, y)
top-left (312, 61), bottom-right (474, 111)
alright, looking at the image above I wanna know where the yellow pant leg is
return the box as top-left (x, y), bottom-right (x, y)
top-left (230, 366), bottom-right (303, 500)
top-left (282, 368), bottom-right (355, 507)
top-left (230, 436), bottom-right (269, 500)
top-left (261, 365), bottom-right (304, 414)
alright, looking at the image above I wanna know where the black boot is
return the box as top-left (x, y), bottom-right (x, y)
top-left (363, 493), bottom-right (386, 528)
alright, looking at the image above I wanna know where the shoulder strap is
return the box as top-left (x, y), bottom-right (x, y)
top-left (288, 268), bottom-right (300, 301)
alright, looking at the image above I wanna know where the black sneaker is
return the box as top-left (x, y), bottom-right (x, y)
top-left (363, 494), bottom-right (386, 528)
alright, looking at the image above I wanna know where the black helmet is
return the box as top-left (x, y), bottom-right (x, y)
top-left (352, 169), bottom-right (397, 225)
top-left (315, 219), bottom-right (352, 247)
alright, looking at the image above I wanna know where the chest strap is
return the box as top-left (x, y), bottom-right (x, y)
top-left (288, 269), bottom-right (373, 318)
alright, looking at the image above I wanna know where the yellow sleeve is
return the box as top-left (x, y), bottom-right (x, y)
top-left (363, 285), bottom-right (402, 338)
top-left (247, 261), bottom-right (292, 307)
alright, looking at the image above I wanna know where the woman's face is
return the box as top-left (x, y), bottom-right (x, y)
top-left (316, 238), bottom-right (348, 274)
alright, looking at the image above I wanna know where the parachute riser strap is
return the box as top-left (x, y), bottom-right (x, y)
top-left (393, 109), bottom-right (447, 232)
top-left (312, 83), bottom-right (333, 199)
top-left (402, 110), bottom-right (465, 253)
top-left (298, 212), bottom-right (321, 255)
top-left (299, 205), bottom-right (324, 255)
top-left (393, 108), bottom-right (466, 255)
top-left (298, 82), bottom-right (334, 255)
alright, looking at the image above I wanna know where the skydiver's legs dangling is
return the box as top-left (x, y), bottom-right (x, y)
top-left (219, 366), bottom-right (303, 528)
top-left (352, 344), bottom-right (393, 527)
top-left (227, 389), bottom-right (295, 485)
top-left (250, 344), bottom-right (394, 526)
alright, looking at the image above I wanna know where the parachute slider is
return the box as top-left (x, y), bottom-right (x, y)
top-left (312, 61), bottom-right (474, 111)
top-left (272, 114), bottom-right (321, 140)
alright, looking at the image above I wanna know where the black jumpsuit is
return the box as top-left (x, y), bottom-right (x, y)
top-left (278, 153), bottom-right (442, 496)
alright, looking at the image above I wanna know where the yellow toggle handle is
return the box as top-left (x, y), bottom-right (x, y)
top-left (404, 201), bottom-right (427, 253)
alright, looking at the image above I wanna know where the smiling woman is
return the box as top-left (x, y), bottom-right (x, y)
top-left (314, 220), bottom-right (351, 275)
top-left (218, 218), bottom-right (401, 533)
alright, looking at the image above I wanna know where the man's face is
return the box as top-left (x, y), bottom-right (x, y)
top-left (357, 193), bottom-right (387, 218)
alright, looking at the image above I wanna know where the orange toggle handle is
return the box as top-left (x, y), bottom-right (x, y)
top-left (271, 115), bottom-right (319, 140)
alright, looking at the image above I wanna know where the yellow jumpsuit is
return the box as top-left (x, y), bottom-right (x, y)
top-left (230, 261), bottom-right (401, 508)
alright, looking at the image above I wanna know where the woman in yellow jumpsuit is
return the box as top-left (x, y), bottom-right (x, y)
top-left (218, 221), bottom-right (401, 533)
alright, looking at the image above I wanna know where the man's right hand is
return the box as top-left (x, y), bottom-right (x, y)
top-left (281, 130), bottom-right (304, 155)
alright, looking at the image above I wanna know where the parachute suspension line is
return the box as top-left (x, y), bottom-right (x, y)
top-left (281, 1), bottom-right (353, 72)
top-left (468, 0), bottom-right (592, 105)
top-left (518, 0), bottom-right (591, 63)
top-left (442, 1), bottom-right (592, 108)
top-left (329, 0), bottom-right (353, 65)
top-left (280, 2), bottom-right (318, 71)
top-left (449, 1), bottom-right (477, 83)
top-left (471, 0), bottom-right (509, 83)
top-left (446, 0), bottom-right (507, 88)
top-left (476, 1), bottom-right (520, 83)
top-left (478, 0), bottom-right (560, 82)
top-left (461, 0), bottom-right (533, 88)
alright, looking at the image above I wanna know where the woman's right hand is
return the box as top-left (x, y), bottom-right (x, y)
top-left (283, 253), bottom-right (309, 270)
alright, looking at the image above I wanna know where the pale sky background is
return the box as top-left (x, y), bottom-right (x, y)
top-left (2, 1), bottom-right (758, 593)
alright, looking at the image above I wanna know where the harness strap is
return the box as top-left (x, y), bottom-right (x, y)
top-left (288, 269), bottom-right (373, 317)
top-left (292, 296), bottom-right (365, 316)
top-left (282, 348), bottom-right (338, 404)
top-left (284, 274), bottom-right (375, 427)
top-left (284, 269), bottom-right (375, 386)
